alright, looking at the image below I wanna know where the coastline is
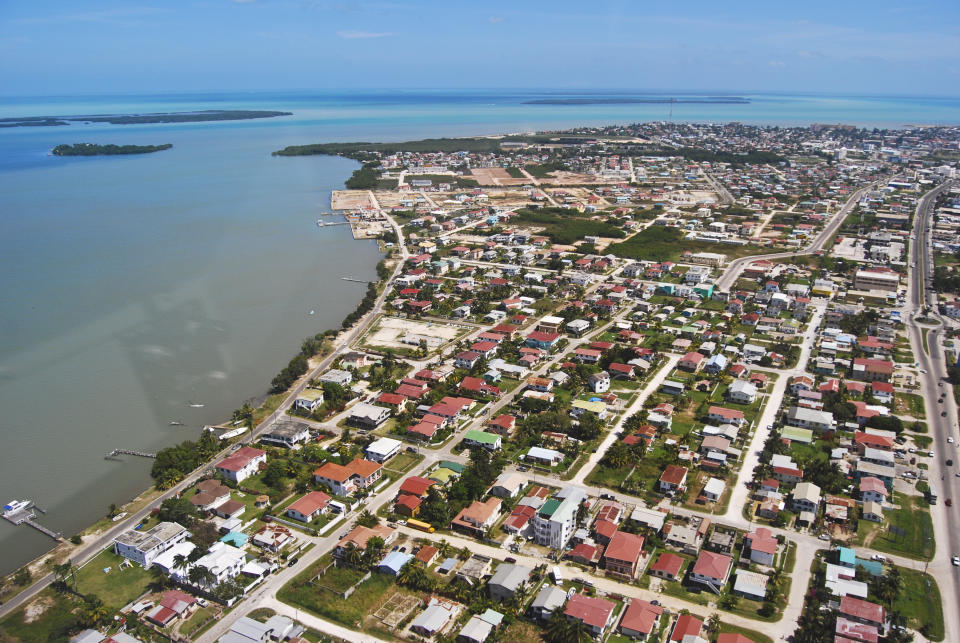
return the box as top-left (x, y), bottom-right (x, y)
top-left (0, 156), bottom-right (391, 607)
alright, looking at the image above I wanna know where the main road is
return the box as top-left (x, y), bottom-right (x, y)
top-left (904, 180), bottom-right (960, 641)
top-left (715, 179), bottom-right (883, 291)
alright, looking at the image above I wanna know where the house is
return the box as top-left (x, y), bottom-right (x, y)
top-left (532, 489), bottom-right (585, 549)
top-left (574, 348), bottom-right (602, 364)
top-left (463, 430), bottom-right (502, 451)
top-left (525, 331), bottom-right (561, 350)
top-left (792, 481), bottom-right (822, 513)
top-left (603, 531), bottom-right (645, 579)
top-left (313, 458), bottom-right (383, 496)
top-left (571, 400), bottom-right (607, 420)
top-left (260, 419), bottom-right (311, 448)
top-left (564, 593), bottom-right (616, 636)
top-left (458, 610), bottom-right (503, 643)
top-left (525, 446), bottom-right (564, 467)
top-left (659, 465), bottom-right (688, 493)
top-left (530, 585), bottom-right (568, 621)
top-left (364, 437), bottom-right (403, 463)
top-left (376, 392), bottom-right (408, 413)
top-left (772, 466), bottom-right (803, 485)
top-left (334, 524), bottom-right (397, 558)
top-left (286, 491), bottom-right (331, 523)
top-left (690, 550), bottom-right (733, 593)
top-left (851, 358), bottom-right (894, 382)
top-left (727, 380), bottom-right (758, 404)
top-left (487, 414), bottom-right (516, 436)
top-left (192, 542), bottom-right (246, 588)
top-left (348, 403), bottom-right (391, 429)
top-left (707, 406), bottom-right (745, 426)
top-left (678, 352), bottom-right (704, 372)
top-left (869, 381), bottom-right (894, 403)
top-left (411, 597), bottom-right (459, 637)
top-left (215, 446), bottom-right (267, 483)
top-left (452, 498), bottom-right (502, 536)
top-left (252, 524), bottom-right (296, 551)
top-left (704, 354), bottom-right (728, 374)
top-left (113, 522), bottom-right (190, 568)
top-left (733, 569), bottom-right (769, 601)
top-left (786, 406), bottom-right (834, 432)
top-left (618, 599), bottom-right (663, 640)
top-left (669, 613), bottom-right (704, 642)
top-left (790, 375), bottom-right (814, 394)
top-left (661, 380), bottom-right (686, 396)
top-left (487, 564), bottom-right (532, 600)
top-left (489, 472), bottom-right (526, 498)
top-left (293, 389), bottom-right (325, 413)
top-left (648, 552), bottom-right (684, 581)
top-left (145, 590), bottom-right (197, 627)
top-left (588, 371), bottom-right (611, 393)
top-left (701, 477), bottom-right (726, 501)
top-left (455, 351), bottom-right (483, 369)
top-left (839, 595), bottom-right (886, 632)
top-left (859, 477), bottom-right (889, 503)
top-left (460, 376), bottom-right (501, 398)
top-left (746, 527), bottom-right (778, 566)
top-left (378, 551), bottom-right (413, 576)
top-left (190, 480), bottom-right (230, 512)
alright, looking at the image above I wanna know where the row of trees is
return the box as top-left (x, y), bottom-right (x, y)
top-left (150, 430), bottom-right (221, 488)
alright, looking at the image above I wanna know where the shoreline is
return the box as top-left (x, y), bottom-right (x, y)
top-left (0, 157), bottom-right (390, 605)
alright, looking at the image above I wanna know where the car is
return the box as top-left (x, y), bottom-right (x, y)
top-left (951, 460), bottom-right (956, 467)
top-left (651, 600), bottom-right (661, 606)
top-left (871, 554), bottom-right (886, 562)
top-left (287, 557), bottom-right (299, 567)
top-left (949, 437), bottom-right (955, 444)
top-left (940, 398), bottom-right (944, 403)
top-left (952, 556), bottom-right (959, 566)
top-left (505, 557), bottom-right (517, 563)
top-left (945, 498), bottom-right (953, 507)
top-left (819, 533), bottom-right (831, 541)
top-left (942, 412), bottom-right (948, 417)
top-left (909, 447), bottom-right (916, 453)
top-left (397, 519), bottom-right (407, 526)
top-left (928, 451), bottom-right (936, 457)
top-left (921, 369), bottom-right (928, 374)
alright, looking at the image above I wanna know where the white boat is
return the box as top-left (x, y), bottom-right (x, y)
top-left (3, 500), bottom-right (31, 514)
top-left (188, 403), bottom-right (204, 408)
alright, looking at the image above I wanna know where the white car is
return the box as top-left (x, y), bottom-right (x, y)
top-left (950, 437), bottom-right (955, 444)
top-left (953, 556), bottom-right (960, 566)
top-left (920, 369), bottom-right (928, 374)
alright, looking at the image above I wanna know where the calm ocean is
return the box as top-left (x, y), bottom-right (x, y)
top-left (0, 89), bottom-right (957, 574)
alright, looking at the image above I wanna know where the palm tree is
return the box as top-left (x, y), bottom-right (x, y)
top-left (343, 543), bottom-right (363, 569)
top-left (172, 553), bottom-right (190, 581)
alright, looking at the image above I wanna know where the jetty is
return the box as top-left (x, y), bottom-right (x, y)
top-left (317, 219), bottom-right (350, 227)
top-left (105, 448), bottom-right (157, 460)
top-left (2, 501), bottom-right (63, 542)
top-left (341, 276), bottom-right (368, 283)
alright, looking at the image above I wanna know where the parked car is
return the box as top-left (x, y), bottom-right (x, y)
top-left (947, 498), bottom-right (953, 507)
top-left (287, 557), bottom-right (299, 567)
top-left (952, 556), bottom-right (959, 566)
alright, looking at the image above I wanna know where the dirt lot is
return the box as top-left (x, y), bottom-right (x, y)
top-left (470, 167), bottom-right (530, 186)
top-left (363, 316), bottom-right (467, 351)
top-left (332, 190), bottom-right (376, 210)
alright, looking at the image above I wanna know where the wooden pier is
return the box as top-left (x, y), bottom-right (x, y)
top-left (2, 503), bottom-right (63, 542)
top-left (341, 277), bottom-right (369, 283)
top-left (105, 448), bottom-right (157, 460)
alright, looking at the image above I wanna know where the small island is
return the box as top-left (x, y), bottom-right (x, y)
top-left (1, 110), bottom-right (292, 128)
top-left (51, 143), bottom-right (173, 156)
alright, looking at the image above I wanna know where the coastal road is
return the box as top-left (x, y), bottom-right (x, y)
top-left (904, 180), bottom-right (960, 640)
top-left (0, 212), bottom-right (412, 620)
top-left (715, 179), bottom-right (882, 291)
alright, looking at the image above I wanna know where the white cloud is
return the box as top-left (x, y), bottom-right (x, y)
top-left (337, 30), bottom-right (392, 39)
top-left (768, 60), bottom-right (786, 68)
top-left (489, 16), bottom-right (503, 23)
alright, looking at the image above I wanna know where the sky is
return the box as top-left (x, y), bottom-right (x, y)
top-left (1, 0), bottom-right (959, 96)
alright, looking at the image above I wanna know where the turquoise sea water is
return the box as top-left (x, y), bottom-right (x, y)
top-left (0, 89), bottom-right (956, 574)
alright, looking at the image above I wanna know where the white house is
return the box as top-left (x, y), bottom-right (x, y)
top-left (114, 522), bottom-right (191, 568)
top-left (364, 437), bottom-right (403, 463)
top-left (215, 446), bottom-right (267, 483)
top-left (726, 380), bottom-right (757, 404)
top-left (191, 542), bottom-right (246, 588)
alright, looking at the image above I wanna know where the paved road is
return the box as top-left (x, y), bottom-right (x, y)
top-left (904, 180), bottom-right (960, 641)
top-left (715, 180), bottom-right (882, 291)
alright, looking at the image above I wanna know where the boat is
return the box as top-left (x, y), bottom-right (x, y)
top-left (169, 420), bottom-right (184, 426)
top-left (187, 403), bottom-right (204, 408)
top-left (3, 500), bottom-right (31, 514)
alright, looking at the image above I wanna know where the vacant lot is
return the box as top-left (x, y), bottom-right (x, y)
top-left (363, 316), bottom-right (466, 352)
top-left (74, 548), bottom-right (153, 609)
top-left (893, 568), bottom-right (944, 641)
top-left (855, 494), bottom-right (935, 560)
top-left (469, 167), bottom-right (528, 186)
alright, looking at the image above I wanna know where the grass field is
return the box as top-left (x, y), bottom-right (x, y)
top-left (383, 451), bottom-right (423, 474)
top-left (278, 560), bottom-right (396, 628)
top-left (179, 606), bottom-right (218, 638)
top-left (0, 589), bottom-right (81, 643)
top-left (74, 548), bottom-right (153, 609)
top-left (855, 494), bottom-right (935, 561)
top-left (892, 568), bottom-right (944, 641)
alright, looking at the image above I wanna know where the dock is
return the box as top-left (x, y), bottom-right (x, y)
top-left (316, 219), bottom-right (351, 227)
top-left (341, 277), bottom-right (369, 283)
top-left (105, 448), bottom-right (157, 460)
top-left (2, 503), bottom-right (63, 542)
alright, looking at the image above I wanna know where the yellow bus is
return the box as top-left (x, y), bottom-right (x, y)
top-left (407, 519), bottom-right (435, 533)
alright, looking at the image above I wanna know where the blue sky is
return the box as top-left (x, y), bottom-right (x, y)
top-left (1, 0), bottom-right (958, 95)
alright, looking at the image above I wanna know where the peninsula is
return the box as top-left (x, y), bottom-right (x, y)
top-left (0, 110), bottom-right (291, 128)
top-left (51, 143), bottom-right (173, 156)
